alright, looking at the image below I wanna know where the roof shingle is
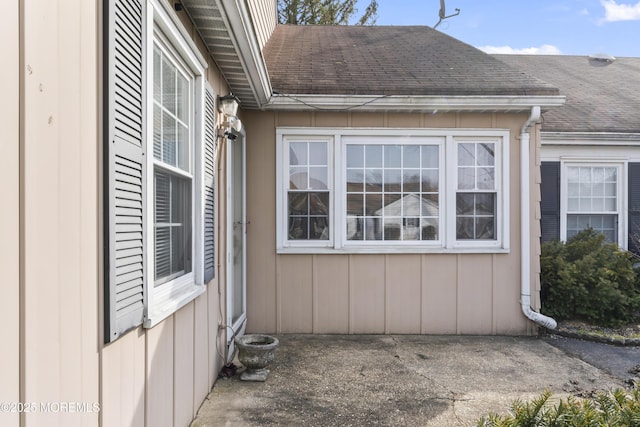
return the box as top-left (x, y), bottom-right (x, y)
top-left (263, 25), bottom-right (559, 97)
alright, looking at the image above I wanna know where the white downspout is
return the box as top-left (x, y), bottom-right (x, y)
top-left (520, 106), bottom-right (557, 330)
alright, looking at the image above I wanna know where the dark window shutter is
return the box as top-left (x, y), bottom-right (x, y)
top-left (540, 162), bottom-right (560, 242)
top-left (628, 163), bottom-right (640, 255)
top-left (203, 84), bottom-right (217, 282)
top-left (104, 0), bottom-right (146, 343)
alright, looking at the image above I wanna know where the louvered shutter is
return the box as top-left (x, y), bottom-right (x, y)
top-left (203, 84), bottom-right (217, 282)
top-left (104, 0), bottom-right (146, 343)
top-left (540, 162), bottom-right (560, 242)
top-left (628, 163), bottom-right (640, 255)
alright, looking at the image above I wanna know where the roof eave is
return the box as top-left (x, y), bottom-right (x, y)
top-left (182, 0), bottom-right (272, 109)
top-left (264, 94), bottom-right (566, 113)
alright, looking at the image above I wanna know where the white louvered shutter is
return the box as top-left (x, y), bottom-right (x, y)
top-left (203, 84), bottom-right (217, 282)
top-left (104, 0), bottom-right (146, 342)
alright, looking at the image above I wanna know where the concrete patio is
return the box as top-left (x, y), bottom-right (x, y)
top-left (191, 335), bottom-right (628, 426)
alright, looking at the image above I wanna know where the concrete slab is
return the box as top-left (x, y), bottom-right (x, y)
top-left (191, 335), bottom-right (626, 427)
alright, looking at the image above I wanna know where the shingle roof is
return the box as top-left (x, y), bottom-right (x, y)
top-left (495, 55), bottom-right (640, 133)
top-left (263, 25), bottom-right (559, 97)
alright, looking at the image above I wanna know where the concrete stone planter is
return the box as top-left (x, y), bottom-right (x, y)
top-left (235, 334), bottom-right (279, 381)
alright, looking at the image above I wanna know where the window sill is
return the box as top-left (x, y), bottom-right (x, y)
top-left (144, 280), bottom-right (206, 328)
top-left (276, 246), bottom-right (510, 255)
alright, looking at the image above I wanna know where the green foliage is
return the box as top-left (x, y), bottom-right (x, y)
top-left (277, 0), bottom-right (378, 25)
top-left (477, 388), bottom-right (640, 426)
top-left (540, 228), bottom-right (640, 327)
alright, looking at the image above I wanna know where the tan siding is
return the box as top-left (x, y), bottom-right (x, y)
top-left (350, 255), bottom-right (386, 333)
top-left (245, 111), bottom-right (277, 333)
top-left (421, 255), bottom-right (458, 334)
top-left (278, 256), bottom-right (314, 332)
top-left (101, 330), bottom-right (146, 427)
top-left (314, 256), bottom-right (350, 333)
top-left (193, 296), bottom-right (210, 414)
top-left (174, 304), bottom-right (196, 427)
top-left (21, 0), bottom-right (100, 425)
top-left (246, 111), bottom-right (534, 336)
top-left (0, 0), bottom-right (20, 425)
top-left (385, 255), bottom-right (422, 333)
top-left (457, 255), bottom-right (494, 334)
top-left (146, 320), bottom-right (174, 427)
top-left (248, 0), bottom-right (277, 50)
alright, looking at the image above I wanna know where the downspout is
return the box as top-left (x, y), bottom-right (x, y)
top-left (520, 106), bottom-right (557, 330)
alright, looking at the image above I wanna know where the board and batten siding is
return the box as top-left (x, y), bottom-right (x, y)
top-left (244, 110), bottom-right (539, 336)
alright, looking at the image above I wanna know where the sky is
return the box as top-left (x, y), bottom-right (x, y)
top-left (354, 0), bottom-right (640, 57)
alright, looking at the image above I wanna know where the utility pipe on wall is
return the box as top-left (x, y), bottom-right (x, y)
top-left (520, 106), bottom-right (557, 330)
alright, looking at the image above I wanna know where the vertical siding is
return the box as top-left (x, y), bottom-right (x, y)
top-left (0, 0), bottom-right (20, 425)
top-left (247, 111), bottom-right (536, 336)
top-left (21, 0), bottom-right (100, 426)
top-left (247, 0), bottom-right (277, 50)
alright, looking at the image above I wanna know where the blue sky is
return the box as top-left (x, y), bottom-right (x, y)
top-left (355, 0), bottom-right (640, 57)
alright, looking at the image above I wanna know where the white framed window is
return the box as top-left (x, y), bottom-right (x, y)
top-left (560, 161), bottom-right (625, 247)
top-left (276, 128), bottom-right (510, 253)
top-left (144, 0), bottom-right (207, 326)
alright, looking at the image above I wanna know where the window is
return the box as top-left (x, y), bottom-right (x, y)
top-left (143, 0), bottom-right (208, 326)
top-left (277, 129), bottom-right (509, 253)
top-left (104, 0), bottom-right (214, 341)
top-left (562, 163), bottom-right (623, 244)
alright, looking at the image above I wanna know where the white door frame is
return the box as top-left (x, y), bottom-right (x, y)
top-left (226, 130), bottom-right (247, 361)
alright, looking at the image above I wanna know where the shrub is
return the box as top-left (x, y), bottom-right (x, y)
top-left (477, 388), bottom-right (640, 426)
top-left (540, 228), bottom-right (640, 327)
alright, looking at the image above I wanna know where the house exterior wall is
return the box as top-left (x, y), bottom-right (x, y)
top-left (244, 110), bottom-right (540, 336)
top-left (248, 0), bottom-right (277, 50)
top-left (0, 1), bottom-right (20, 426)
top-left (5, 1), bottom-right (231, 426)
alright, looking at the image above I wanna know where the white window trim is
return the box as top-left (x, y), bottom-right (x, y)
top-left (144, 0), bottom-right (207, 328)
top-left (276, 127), bottom-right (510, 254)
top-left (559, 159), bottom-right (627, 249)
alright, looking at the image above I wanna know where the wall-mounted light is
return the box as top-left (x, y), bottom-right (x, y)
top-left (218, 93), bottom-right (240, 119)
top-left (218, 93), bottom-right (241, 140)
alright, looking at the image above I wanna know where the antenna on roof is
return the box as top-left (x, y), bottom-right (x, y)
top-left (434, 0), bottom-right (460, 29)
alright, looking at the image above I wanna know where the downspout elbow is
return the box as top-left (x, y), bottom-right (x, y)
top-left (520, 106), bottom-right (557, 330)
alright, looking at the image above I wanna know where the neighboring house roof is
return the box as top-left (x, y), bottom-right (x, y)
top-left (263, 25), bottom-right (559, 97)
top-left (495, 55), bottom-right (640, 134)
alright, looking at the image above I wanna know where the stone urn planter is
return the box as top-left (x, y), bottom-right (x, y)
top-left (235, 334), bottom-right (279, 382)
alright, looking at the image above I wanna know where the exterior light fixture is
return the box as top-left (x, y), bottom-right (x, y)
top-left (218, 93), bottom-right (240, 119)
top-left (217, 93), bottom-right (242, 140)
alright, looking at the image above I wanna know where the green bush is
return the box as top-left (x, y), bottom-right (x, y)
top-left (477, 388), bottom-right (640, 426)
top-left (540, 228), bottom-right (640, 327)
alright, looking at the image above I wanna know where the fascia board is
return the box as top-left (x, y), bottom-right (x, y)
top-left (265, 94), bottom-right (566, 112)
top-left (542, 131), bottom-right (640, 145)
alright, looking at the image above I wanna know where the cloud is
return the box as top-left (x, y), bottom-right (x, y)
top-left (600, 0), bottom-right (640, 22)
top-left (477, 44), bottom-right (562, 55)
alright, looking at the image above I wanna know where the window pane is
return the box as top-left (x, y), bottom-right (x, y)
top-left (478, 143), bottom-right (495, 166)
top-left (346, 194), bottom-right (364, 216)
top-left (289, 167), bottom-right (307, 190)
top-left (176, 73), bottom-right (189, 122)
top-left (365, 145), bottom-right (382, 168)
top-left (421, 194), bottom-right (439, 217)
top-left (365, 169), bottom-right (382, 190)
top-left (403, 169), bottom-right (420, 192)
top-left (365, 194), bottom-right (383, 215)
top-left (421, 146), bottom-right (439, 168)
top-left (403, 145), bottom-right (420, 168)
top-left (458, 168), bottom-right (475, 190)
top-left (384, 169), bottom-right (401, 192)
top-left (458, 143), bottom-right (475, 166)
top-left (154, 170), bottom-right (192, 286)
top-left (288, 191), bottom-right (329, 240)
top-left (456, 193), bottom-right (496, 240)
top-left (153, 104), bottom-right (162, 160)
top-left (567, 214), bottom-right (617, 243)
top-left (289, 142), bottom-right (307, 166)
top-left (384, 145), bottom-right (401, 168)
top-left (422, 170), bottom-right (439, 192)
top-left (383, 218), bottom-right (402, 240)
top-left (477, 167), bottom-right (495, 190)
top-left (308, 166), bottom-right (328, 190)
top-left (346, 170), bottom-right (364, 192)
top-left (162, 56), bottom-right (176, 114)
top-left (309, 142), bottom-right (327, 165)
top-left (153, 47), bottom-right (161, 102)
top-left (162, 112), bottom-right (177, 166)
top-left (346, 145), bottom-right (364, 168)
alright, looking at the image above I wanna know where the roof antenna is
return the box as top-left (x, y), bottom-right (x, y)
top-left (434, 0), bottom-right (460, 29)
